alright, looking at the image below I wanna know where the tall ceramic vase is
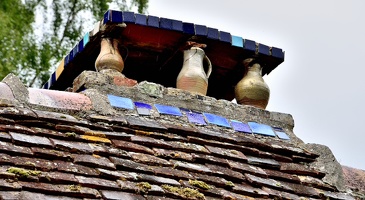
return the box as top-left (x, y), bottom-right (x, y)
top-left (95, 38), bottom-right (124, 72)
top-left (235, 59), bottom-right (270, 109)
top-left (176, 47), bottom-right (212, 95)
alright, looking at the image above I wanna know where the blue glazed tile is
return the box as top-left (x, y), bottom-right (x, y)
top-left (43, 81), bottom-right (49, 89)
top-left (183, 23), bottom-right (195, 35)
top-left (83, 32), bottom-right (89, 47)
top-left (112, 10), bottom-right (123, 23)
top-left (219, 31), bottom-right (231, 43)
top-left (123, 11), bottom-right (135, 23)
top-left (195, 25), bottom-right (207, 36)
top-left (72, 44), bottom-right (78, 57)
top-left (64, 55), bottom-right (70, 67)
top-left (103, 10), bottom-right (111, 24)
top-left (207, 28), bottom-right (219, 40)
top-left (232, 35), bottom-right (243, 47)
top-left (51, 72), bottom-right (56, 83)
top-left (276, 131), bottom-right (290, 140)
top-left (78, 39), bottom-right (84, 53)
top-left (135, 14), bottom-right (147, 25)
top-left (172, 20), bottom-right (183, 31)
top-left (147, 16), bottom-right (159, 28)
top-left (134, 102), bottom-right (152, 109)
top-left (154, 104), bottom-right (182, 116)
top-left (160, 18), bottom-right (173, 30)
top-left (137, 107), bottom-right (150, 116)
top-left (258, 43), bottom-right (270, 56)
top-left (244, 39), bottom-right (256, 52)
top-left (69, 49), bottom-right (74, 62)
top-left (108, 94), bottom-right (134, 110)
top-left (187, 112), bottom-right (206, 125)
top-left (248, 122), bottom-right (276, 137)
top-left (272, 47), bottom-right (284, 59)
top-left (230, 120), bottom-right (251, 133)
top-left (203, 113), bottom-right (231, 128)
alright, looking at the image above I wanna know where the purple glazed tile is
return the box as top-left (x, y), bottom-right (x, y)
top-left (248, 122), bottom-right (276, 137)
top-left (203, 113), bottom-right (231, 128)
top-left (154, 104), bottom-right (182, 116)
top-left (275, 131), bottom-right (290, 140)
top-left (230, 120), bottom-right (252, 133)
top-left (134, 102), bottom-right (152, 109)
top-left (187, 112), bottom-right (206, 125)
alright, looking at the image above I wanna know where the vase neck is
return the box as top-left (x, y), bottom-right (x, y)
top-left (247, 63), bottom-right (262, 76)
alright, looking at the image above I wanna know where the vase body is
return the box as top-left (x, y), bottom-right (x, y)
top-left (95, 38), bottom-right (124, 72)
top-left (235, 63), bottom-right (270, 109)
top-left (176, 47), bottom-right (212, 95)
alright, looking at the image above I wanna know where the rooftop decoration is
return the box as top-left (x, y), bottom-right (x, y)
top-left (43, 10), bottom-right (284, 109)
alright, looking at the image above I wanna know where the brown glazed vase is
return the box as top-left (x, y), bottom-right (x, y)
top-left (95, 38), bottom-right (124, 72)
top-left (176, 47), bottom-right (212, 95)
top-left (235, 59), bottom-right (270, 109)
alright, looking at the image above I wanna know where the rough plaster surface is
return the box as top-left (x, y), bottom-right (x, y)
top-left (303, 143), bottom-right (346, 192)
top-left (2, 73), bottom-right (29, 104)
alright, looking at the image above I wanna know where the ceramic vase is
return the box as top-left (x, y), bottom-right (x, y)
top-left (235, 59), bottom-right (270, 109)
top-left (95, 38), bottom-right (124, 72)
top-left (176, 47), bottom-right (212, 95)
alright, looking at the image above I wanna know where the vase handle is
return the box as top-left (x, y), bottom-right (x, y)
top-left (203, 55), bottom-right (212, 78)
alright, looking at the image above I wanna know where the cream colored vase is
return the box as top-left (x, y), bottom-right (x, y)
top-left (95, 38), bottom-right (124, 72)
top-left (176, 47), bottom-right (212, 95)
top-left (235, 61), bottom-right (270, 109)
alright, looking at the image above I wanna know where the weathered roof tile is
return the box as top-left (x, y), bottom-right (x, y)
top-left (112, 139), bottom-right (154, 155)
top-left (50, 138), bottom-right (93, 154)
top-left (75, 175), bottom-right (120, 190)
top-left (153, 148), bottom-right (194, 161)
top-left (54, 160), bottom-right (99, 176)
top-left (0, 178), bottom-right (22, 190)
top-left (280, 162), bottom-right (325, 178)
top-left (101, 190), bottom-right (146, 200)
top-left (0, 141), bottom-right (33, 156)
top-left (205, 145), bottom-right (247, 162)
top-left (110, 156), bottom-right (154, 174)
top-left (126, 116), bottom-right (167, 131)
top-left (19, 181), bottom-right (101, 198)
top-left (72, 154), bottom-right (116, 170)
top-left (231, 182), bottom-right (270, 198)
top-left (131, 135), bottom-right (172, 148)
top-left (9, 132), bottom-right (53, 148)
top-left (169, 141), bottom-right (209, 154)
top-left (138, 174), bottom-right (181, 186)
top-left (246, 155), bottom-right (281, 169)
top-left (170, 160), bottom-right (212, 174)
top-left (153, 167), bottom-right (194, 180)
top-left (31, 147), bottom-right (72, 160)
top-left (227, 160), bottom-right (267, 178)
top-left (97, 168), bottom-right (138, 181)
top-left (43, 171), bottom-right (78, 184)
top-left (129, 152), bottom-right (172, 166)
top-left (263, 168), bottom-right (301, 183)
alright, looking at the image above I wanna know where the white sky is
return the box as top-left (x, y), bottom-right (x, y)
top-left (148, 0), bottom-right (365, 170)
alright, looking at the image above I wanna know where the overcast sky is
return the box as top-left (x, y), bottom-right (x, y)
top-left (147, 0), bottom-right (365, 170)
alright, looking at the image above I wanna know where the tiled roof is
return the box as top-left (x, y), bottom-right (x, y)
top-left (0, 76), bottom-right (357, 199)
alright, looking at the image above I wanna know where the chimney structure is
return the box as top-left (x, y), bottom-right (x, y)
top-left (0, 9), bottom-right (361, 199)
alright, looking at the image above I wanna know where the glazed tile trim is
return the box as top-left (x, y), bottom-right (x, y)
top-left (42, 10), bottom-right (284, 89)
top-left (107, 94), bottom-right (290, 140)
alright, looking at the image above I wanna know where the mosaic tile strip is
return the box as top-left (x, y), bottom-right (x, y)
top-left (203, 113), bottom-right (231, 128)
top-left (154, 104), bottom-right (182, 116)
top-left (136, 107), bottom-right (150, 116)
top-left (248, 122), bottom-right (276, 137)
top-left (230, 120), bottom-right (252, 133)
top-left (187, 112), bottom-right (207, 125)
top-left (107, 94), bottom-right (134, 110)
top-left (134, 102), bottom-right (152, 109)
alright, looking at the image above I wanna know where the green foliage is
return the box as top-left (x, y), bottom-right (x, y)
top-left (0, 0), bottom-right (148, 87)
